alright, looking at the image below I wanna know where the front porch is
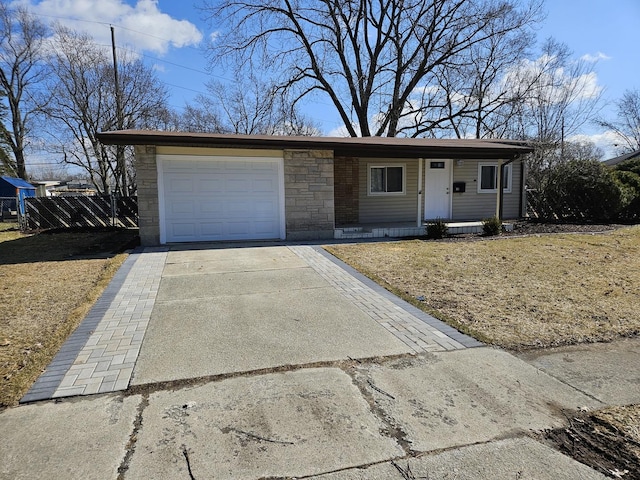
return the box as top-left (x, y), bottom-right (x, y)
top-left (334, 221), bottom-right (514, 240)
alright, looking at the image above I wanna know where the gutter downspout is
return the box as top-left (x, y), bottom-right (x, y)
top-left (497, 157), bottom-right (519, 221)
top-left (519, 156), bottom-right (526, 218)
top-left (417, 158), bottom-right (423, 227)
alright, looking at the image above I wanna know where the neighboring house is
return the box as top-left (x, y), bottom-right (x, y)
top-left (97, 131), bottom-right (533, 245)
top-left (0, 176), bottom-right (36, 216)
top-left (603, 149), bottom-right (640, 167)
top-left (31, 180), bottom-right (62, 197)
top-left (51, 181), bottom-right (98, 197)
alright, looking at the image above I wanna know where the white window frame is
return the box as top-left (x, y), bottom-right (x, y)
top-left (367, 164), bottom-right (406, 196)
top-left (477, 163), bottom-right (512, 194)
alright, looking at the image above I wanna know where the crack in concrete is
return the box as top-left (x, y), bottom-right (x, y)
top-left (117, 393), bottom-right (149, 480)
top-left (287, 434), bottom-right (543, 479)
top-left (522, 364), bottom-right (606, 407)
top-left (125, 354), bottom-right (414, 398)
top-left (182, 444), bottom-right (196, 480)
top-left (221, 426), bottom-right (295, 445)
top-left (342, 364), bottom-right (418, 457)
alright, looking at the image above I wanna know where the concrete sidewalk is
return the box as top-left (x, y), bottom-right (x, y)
top-left (3, 244), bottom-right (637, 479)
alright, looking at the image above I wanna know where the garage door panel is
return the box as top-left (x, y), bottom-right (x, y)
top-left (161, 156), bottom-right (283, 243)
top-left (226, 221), bottom-right (252, 236)
top-left (226, 178), bottom-right (252, 193)
top-left (254, 200), bottom-right (277, 215)
top-left (167, 178), bottom-right (195, 194)
top-left (168, 200), bottom-right (195, 215)
top-left (199, 201), bottom-right (224, 215)
top-left (226, 200), bottom-right (252, 216)
top-left (253, 178), bottom-right (278, 192)
top-left (198, 178), bottom-right (224, 192)
top-left (253, 220), bottom-right (279, 235)
top-left (200, 222), bottom-right (224, 236)
top-left (168, 223), bottom-right (197, 238)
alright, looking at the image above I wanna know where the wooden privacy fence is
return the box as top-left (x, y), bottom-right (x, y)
top-left (24, 195), bottom-right (138, 230)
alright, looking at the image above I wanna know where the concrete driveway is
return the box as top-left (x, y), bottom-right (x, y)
top-left (131, 246), bottom-right (411, 384)
top-left (3, 244), bottom-right (637, 479)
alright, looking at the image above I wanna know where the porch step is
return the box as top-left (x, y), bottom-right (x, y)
top-left (446, 222), bottom-right (483, 234)
top-left (335, 226), bottom-right (425, 239)
top-left (334, 222), bottom-right (513, 239)
top-left (445, 222), bottom-right (514, 234)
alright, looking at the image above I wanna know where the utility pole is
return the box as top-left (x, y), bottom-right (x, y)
top-left (110, 25), bottom-right (127, 195)
top-left (560, 117), bottom-right (565, 161)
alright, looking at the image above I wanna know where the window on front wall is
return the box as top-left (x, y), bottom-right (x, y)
top-left (477, 163), bottom-right (512, 193)
top-left (369, 165), bottom-right (405, 195)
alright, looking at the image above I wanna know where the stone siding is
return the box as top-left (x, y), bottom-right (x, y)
top-left (334, 156), bottom-right (360, 225)
top-left (134, 145), bottom-right (160, 245)
top-left (284, 149), bottom-right (335, 240)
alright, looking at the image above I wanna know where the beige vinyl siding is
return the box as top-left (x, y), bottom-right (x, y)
top-left (359, 158), bottom-right (418, 223)
top-left (451, 159), bottom-right (522, 220)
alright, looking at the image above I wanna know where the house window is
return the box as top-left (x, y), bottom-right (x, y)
top-left (477, 163), bottom-right (512, 193)
top-left (368, 165), bottom-right (405, 195)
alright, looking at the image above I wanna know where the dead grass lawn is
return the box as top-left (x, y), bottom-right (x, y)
top-left (0, 225), bottom-right (138, 408)
top-left (326, 226), bottom-right (640, 350)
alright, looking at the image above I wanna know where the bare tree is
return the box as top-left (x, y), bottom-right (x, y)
top-left (44, 26), bottom-right (169, 194)
top-left (497, 39), bottom-right (603, 188)
top-left (506, 40), bottom-right (602, 145)
top-left (182, 73), bottom-right (320, 135)
top-left (415, 19), bottom-right (535, 139)
top-left (0, 90), bottom-right (12, 175)
top-left (202, 0), bottom-right (543, 137)
top-left (0, 2), bottom-right (48, 179)
top-left (597, 89), bottom-right (640, 153)
top-left (180, 102), bottom-right (225, 133)
top-left (563, 140), bottom-right (604, 162)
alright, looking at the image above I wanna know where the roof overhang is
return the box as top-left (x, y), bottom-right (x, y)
top-left (97, 130), bottom-right (534, 160)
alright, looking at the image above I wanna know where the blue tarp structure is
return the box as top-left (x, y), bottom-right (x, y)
top-left (0, 176), bottom-right (36, 215)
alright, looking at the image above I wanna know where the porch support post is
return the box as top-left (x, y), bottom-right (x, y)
top-left (495, 159), bottom-right (503, 219)
top-left (417, 158), bottom-right (423, 227)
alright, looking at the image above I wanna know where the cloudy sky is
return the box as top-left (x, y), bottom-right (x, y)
top-left (16, 0), bottom-right (640, 157)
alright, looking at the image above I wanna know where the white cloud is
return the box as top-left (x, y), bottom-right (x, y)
top-left (581, 52), bottom-right (611, 62)
top-left (18, 0), bottom-right (202, 55)
top-left (327, 124), bottom-right (359, 137)
top-left (569, 71), bottom-right (603, 100)
top-left (569, 130), bottom-right (622, 159)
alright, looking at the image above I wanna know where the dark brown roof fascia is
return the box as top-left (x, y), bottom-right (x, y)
top-left (97, 130), bottom-right (533, 160)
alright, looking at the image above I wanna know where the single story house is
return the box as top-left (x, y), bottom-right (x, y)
top-left (97, 131), bottom-right (533, 245)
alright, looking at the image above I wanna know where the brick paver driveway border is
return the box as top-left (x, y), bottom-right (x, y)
top-left (22, 243), bottom-right (481, 403)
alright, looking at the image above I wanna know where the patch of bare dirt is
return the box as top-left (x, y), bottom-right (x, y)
top-left (506, 221), bottom-right (626, 236)
top-left (545, 405), bottom-right (640, 479)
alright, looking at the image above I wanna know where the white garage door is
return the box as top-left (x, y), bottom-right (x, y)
top-left (159, 155), bottom-right (284, 243)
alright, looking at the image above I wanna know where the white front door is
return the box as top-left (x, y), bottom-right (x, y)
top-left (424, 160), bottom-right (452, 219)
